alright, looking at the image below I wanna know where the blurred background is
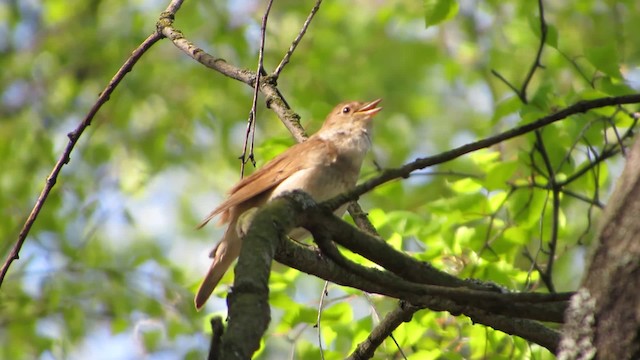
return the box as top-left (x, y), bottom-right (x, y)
top-left (2, 0), bottom-right (639, 358)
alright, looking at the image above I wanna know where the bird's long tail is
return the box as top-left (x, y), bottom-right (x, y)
top-left (194, 225), bottom-right (241, 310)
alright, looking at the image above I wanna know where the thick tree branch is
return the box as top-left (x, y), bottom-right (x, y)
top-left (219, 191), bottom-right (567, 356)
top-left (466, 309), bottom-right (561, 353)
top-left (218, 193), bottom-right (300, 359)
top-left (276, 224), bottom-right (568, 309)
top-left (276, 223), bottom-right (563, 352)
top-left (295, 192), bottom-right (569, 317)
top-left (207, 317), bottom-right (224, 360)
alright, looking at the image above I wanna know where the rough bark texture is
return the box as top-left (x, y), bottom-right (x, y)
top-left (559, 137), bottom-right (640, 360)
top-left (217, 199), bottom-right (297, 360)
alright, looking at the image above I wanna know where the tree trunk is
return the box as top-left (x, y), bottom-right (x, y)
top-left (559, 136), bottom-right (640, 360)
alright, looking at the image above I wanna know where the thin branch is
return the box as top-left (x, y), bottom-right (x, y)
top-left (490, 69), bottom-right (520, 97)
top-left (522, 247), bottom-right (544, 284)
top-left (558, 50), bottom-right (593, 88)
top-left (316, 281), bottom-right (329, 360)
top-left (163, 0), bottom-right (184, 14)
top-left (575, 142), bottom-right (601, 246)
top-left (347, 302), bottom-right (416, 360)
top-left (534, 131), bottom-right (558, 292)
top-left (556, 119), bottom-right (594, 171)
top-left (474, 188), bottom-right (516, 271)
top-left (347, 202), bottom-right (379, 237)
top-left (547, 188), bottom-right (560, 292)
top-left (511, 182), bottom-right (604, 208)
top-left (323, 94), bottom-right (640, 213)
top-left (604, 109), bottom-right (626, 157)
top-left (491, 0), bottom-right (547, 103)
top-left (557, 145), bottom-right (621, 187)
top-left (519, 0), bottom-right (547, 102)
top-left (158, 15), bottom-right (254, 84)
top-left (0, 30), bottom-right (164, 288)
top-left (529, 144), bottom-right (549, 181)
top-left (409, 170), bottom-right (483, 179)
top-left (159, 25), bottom-right (307, 142)
top-left (274, 0), bottom-right (323, 77)
top-left (578, 143), bottom-right (600, 246)
top-left (240, 0), bottom-right (275, 177)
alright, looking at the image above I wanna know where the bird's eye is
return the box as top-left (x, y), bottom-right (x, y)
top-left (342, 106), bottom-right (351, 114)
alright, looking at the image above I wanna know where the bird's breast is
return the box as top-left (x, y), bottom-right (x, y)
top-left (269, 165), bottom-right (356, 241)
top-left (269, 164), bottom-right (357, 204)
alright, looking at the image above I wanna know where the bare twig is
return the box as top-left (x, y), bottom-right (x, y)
top-left (474, 188), bottom-right (516, 270)
top-left (409, 170), bottom-right (482, 179)
top-left (528, 144), bottom-right (548, 180)
top-left (510, 182), bottom-right (604, 208)
top-left (604, 109), bottom-right (626, 157)
top-left (274, 0), bottom-right (323, 77)
top-left (240, 0), bottom-right (275, 177)
top-left (161, 29), bottom-right (307, 143)
top-left (491, 0), bottom-right (547, 103)
top-left (317, 281), bottom-right (329, 360)
top-left (558, 146), bottom-right (621, 187)
top-left (519, 0), bottom-right (547, 102)
top-left (523, 247), bottom-right (547, 289)
top-left (556, 116), bottom-right (601, 171)
top-left (0, 30), bottom-right (165, 288)
top-left (533, 131), bottom-right (558, 292)
top-left (348, 302), bottom-right (416, 360)
top-left (490, 69), bottom-right (520, 97)
top-left (558, 50), bottom-right (593, 88)
top-left (164, 0), bottom-right (184, 14)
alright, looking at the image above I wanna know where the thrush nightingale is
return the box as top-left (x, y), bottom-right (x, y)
top-left (194, 99), bottom-right (382, 309)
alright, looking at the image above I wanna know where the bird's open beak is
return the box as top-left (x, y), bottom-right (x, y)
top-left (356, 99), bottom-right (383, 117)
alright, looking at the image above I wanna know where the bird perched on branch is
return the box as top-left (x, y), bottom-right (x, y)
top-left (195, 99), bottom-right (382, 310)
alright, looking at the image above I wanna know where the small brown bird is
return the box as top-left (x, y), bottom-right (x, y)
top-left (194, 99), bottom-right (382, 310)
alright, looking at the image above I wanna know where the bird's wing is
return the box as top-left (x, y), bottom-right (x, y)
top-left (198, 137), bottom-right (336, 228)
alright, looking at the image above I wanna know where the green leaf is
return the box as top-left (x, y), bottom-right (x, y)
top-left (428, 193), bottom-right (487, 214)
top-left (546, 24), bottom-right (559, 48)
top-left (492, 96), bottom-right (522, 124)
top-left (469, 149), bottom-right (501, 166)
top-left (141, 328), bottom-right (163, 352)
top-left (384, 210), bottom-right (429, 237)
top-left (528, 15), bottom-right (558, 48)
top-left (449, 177), bottom-right (483, 193)
top-left (111, 318), bottom-right (129, 334)
top-left (453, 226), bottom-right (476, 248)
top-left (585, 45), bottom-right (622, 79)
top-left (424, 0), bottom-right (459, 28)
top-left (484, 161), bottom-right (518, 190)
top-left (503, 226), bottom-right (529, 245)
top-left (488, 191), bottom-right (509, 213)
